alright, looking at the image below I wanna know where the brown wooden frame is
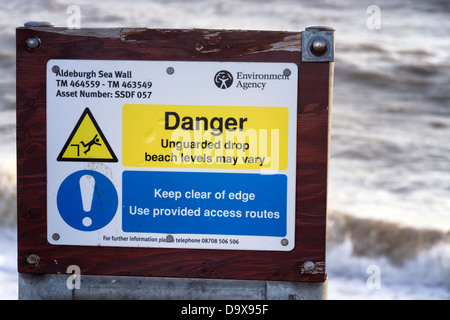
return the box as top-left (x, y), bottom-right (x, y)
top-left (17, 27), bottom-right (333, 282)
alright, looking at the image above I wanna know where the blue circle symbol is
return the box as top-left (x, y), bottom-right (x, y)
top-left (57, 170), bottom-right (118, 231)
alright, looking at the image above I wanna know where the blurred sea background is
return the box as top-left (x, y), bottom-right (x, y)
top-left (1, 0), bottom-right (449, 299)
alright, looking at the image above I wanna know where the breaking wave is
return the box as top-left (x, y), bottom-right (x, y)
top-left (327, 210), bottom-right (450, 294)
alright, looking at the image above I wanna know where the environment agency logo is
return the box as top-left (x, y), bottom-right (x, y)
top-left (214, 70), bottom-right (233, 89)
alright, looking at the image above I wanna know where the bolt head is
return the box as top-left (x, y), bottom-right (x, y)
top-left (166, 67), bottom-right (174, 75)
top-left (312, 39), bottom-right (327, 52)
top-left (283, 68), bottom-right (291, 77)
top-left (26, 254), bottom-right (40, 265)
top-left (303, 261), bottom-right (316, 272)
top-left (26, 37), bottom-right (41, 49)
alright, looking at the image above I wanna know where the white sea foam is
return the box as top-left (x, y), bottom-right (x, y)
top-left (0, 156), bottom-right (16, 229)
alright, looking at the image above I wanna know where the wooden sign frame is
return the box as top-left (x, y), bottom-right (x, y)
top-left (16, 26), bottom-right (333, 282)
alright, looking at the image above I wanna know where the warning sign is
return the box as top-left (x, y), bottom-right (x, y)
top-left (46, 59), bottom-right (298, 251)
top-left (57, 108), bottom-right (118, 162)
top-left (123, 104), bottom-right (288, 170)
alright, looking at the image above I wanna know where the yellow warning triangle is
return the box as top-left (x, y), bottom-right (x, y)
top-left (57, 108), bottom-right (118, 162)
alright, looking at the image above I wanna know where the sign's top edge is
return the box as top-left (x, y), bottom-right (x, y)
top-left (17, 26), bottom-right (303, 34)
top-left (17, 27), bottom-right (305, 55)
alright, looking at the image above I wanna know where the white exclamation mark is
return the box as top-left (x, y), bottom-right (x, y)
top-left (80, 174), bottom-right (95, 227)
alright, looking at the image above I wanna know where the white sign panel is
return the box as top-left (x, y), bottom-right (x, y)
top-left (46, 59), bottom-right (298, 251)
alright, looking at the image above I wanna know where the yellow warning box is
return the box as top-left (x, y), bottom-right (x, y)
top-left (123, 104), bottom-right (289, 170)
top-left (58, 108), bottom-right (117, 162)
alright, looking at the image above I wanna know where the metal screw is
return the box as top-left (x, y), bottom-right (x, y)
top-left (25, 37), bottom-right (41, 49)
top-left (52, 65), bottom-right (60, 73)
top-left (283, 68), bottom-right (291, 77)
top-left (312, 39), bottom-right (327, 53)
top-left (281, 238), bottom-right (289, 246)
top-left (303, 261), bottom-right (316, 272)
top-left (26, 254), bottom-right (40, 265)
top-left (166, 67), bottom-right (174, 75)
top-left (166, 235), bottom-right (174, 242)
top-left (52, 233), bottom-right (60, 241)
top-left (311, 39), bottom-right (327, 56)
